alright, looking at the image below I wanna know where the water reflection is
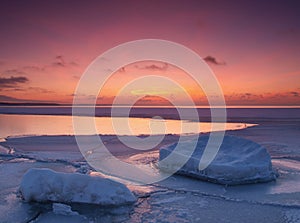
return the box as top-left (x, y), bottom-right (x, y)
top-left (0, 114), bottom-right (256, 138)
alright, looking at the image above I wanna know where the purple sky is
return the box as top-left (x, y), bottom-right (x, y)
top-left (0, 0), bottom-right (299, 105)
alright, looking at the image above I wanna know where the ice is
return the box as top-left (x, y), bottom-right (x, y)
top-left (33, 212), bottom-right (89, 223)
top-left (0, 145), bottom-right (8, 153)
top-left (159, 135), bottom-right (277, 185)
top-left (52, 203), bottom-right (79, 216)
top-left (1, 110), bottom-right (299, 222)
top-left (19, 168), bottom-right (136, 205)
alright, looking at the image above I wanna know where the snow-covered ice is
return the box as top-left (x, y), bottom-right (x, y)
top-left (19, 168), bottom-right (136, 205)
top-left (159, 135), bottom-right (277, 185)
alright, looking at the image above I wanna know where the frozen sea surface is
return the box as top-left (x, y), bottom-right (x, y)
top-left (0, 132), bottom-right (300, 222)
top-left (0, 109), bottom-right (299, 222)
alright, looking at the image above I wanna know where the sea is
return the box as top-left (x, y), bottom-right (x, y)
top-left (0, 106), bottom-right (299, 222)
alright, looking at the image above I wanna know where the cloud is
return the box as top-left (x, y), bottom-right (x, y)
top-left (0, 94), bottom-right (52, 103)
top-left (224, 90), bottom-right (300, 105)
top-left (52, 55), bottom-right (78, 67)
top-left (52, 55), bottom-right (66, 67)
top-left (240, 93), bottom-right (253, 99)
top-left (136, 63), bottom-right (168, 71)
top-left (6, 56), bottom-right (79, 79)
top-left (28, 87), bottom-right (53, 94)
top-left (135, 95), bottom-right (172, 106)
top-left (0, 94), bottom-right (23, 102)
top-left (290, 91), bottom-right (299, 97)
top-left (2, 69), bottom-right (27, 76)
top-left (203, 56), bottom-right (226, 65)
top-left (0, 76), bottom-right (29, 88)
top-left (23, 65), bottom-right (45, 72)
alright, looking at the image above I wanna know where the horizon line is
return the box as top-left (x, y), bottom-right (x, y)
top-left (0, 102), bottom-right (300, 108)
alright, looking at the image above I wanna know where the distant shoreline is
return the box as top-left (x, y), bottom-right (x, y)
top-left (0, 102), bottom-right (60, 106)
top-left (0, 102), bottom-right (299, 109)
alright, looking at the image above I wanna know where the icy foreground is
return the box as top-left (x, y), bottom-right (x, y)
top-left (159, 135), bottom-right (277, 185)
top-left (19, 168), bottom-right (136, 205)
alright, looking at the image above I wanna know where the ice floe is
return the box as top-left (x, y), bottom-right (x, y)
top-left (19, 168), bottom-right (136, 205)
top-left (159, 135), bottom-right (277, 185)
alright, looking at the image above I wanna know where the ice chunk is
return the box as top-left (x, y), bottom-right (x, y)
top-left (19, 168), bottom-right (136, 205)
top-left (159, 135), bottom-right (277, 185)
top-left (52, 203), bottom-right (79, 216)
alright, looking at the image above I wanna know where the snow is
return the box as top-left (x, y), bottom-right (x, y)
top-left (159, 135), bottom-right (277, 185)
top-left (19, 168), bottom-right (136, 205)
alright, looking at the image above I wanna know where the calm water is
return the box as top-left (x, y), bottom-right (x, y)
top-left (0, 114), bottom-right (254, 139)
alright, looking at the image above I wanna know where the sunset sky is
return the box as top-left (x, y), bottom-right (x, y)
top-left (0, 0), bottom-right (299, 105)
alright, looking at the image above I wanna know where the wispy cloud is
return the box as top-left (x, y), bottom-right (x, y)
top-left (0, 94), bottom-right (52, 103)
top-left (204, 56), bottom-right (226, 65)
top-left (0, 94), bottom-right (23, 102)
top-left (224, 90), bottom-right (300, 105)
top-left (27, 87), bottom-right (53, 94)
top-left (52, 55), bottom-right (78, 67)
top-left (22, 56), bottom-right (78, 73)
top-left (52, 55), bottom-right (66, 67)
top-left (136, 63), bottom-right (168, 71)
top-left (2, 69), bottom-right (27, 76)
top-left (290, 91), bottom-right (299, 97)
top-left (23, 65), bottom-right (45, 72)
top-left (0, 76), bottom-right (29, 88)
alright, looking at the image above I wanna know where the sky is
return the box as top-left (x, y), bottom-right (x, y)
top-left (0, 0), bottom-right (299, 106)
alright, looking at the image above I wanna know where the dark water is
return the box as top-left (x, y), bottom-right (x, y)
top-left (0, 106), bottom-right (299, 122)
